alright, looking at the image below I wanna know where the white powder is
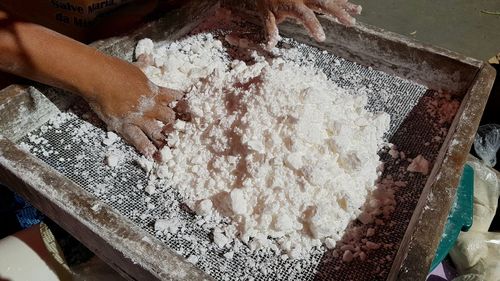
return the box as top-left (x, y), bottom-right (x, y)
top-left (103, 131), bottom-right (119, 146)
top-left (223, 251), bottom-right (234, 260)
top-left (186, 255), bottom-right (199, 264)
top-left (105, 150), bottom-right (122, 167)
top-left (136, 34), bottom-right (390, 258)
top-left (155, 217), bottom-right (181, 235)
top-left (135, 38), bottom-right (154, 57)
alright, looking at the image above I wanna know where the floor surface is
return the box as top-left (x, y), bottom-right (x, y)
top-left (355, 0), bottom-right (500, 61)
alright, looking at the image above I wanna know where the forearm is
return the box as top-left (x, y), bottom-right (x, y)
top-left (0, 10), bottom-right (131, 102)
top-left (0, 9), bottom-right (181, 158)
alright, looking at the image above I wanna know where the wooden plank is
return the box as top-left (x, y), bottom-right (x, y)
top-left (220, 5), bottom-right (495, 279)
top-left (222, 0), bottom-right (481, 94)
top-left (0, 136), bottom-right (213, 281)
top-left (0, 85), bottom-right (61, 142)
top-left (0, 1), bottom-right (220, 280)
top-left (90, 0), bottom-right (220, 61)
top-left (0, 1), bottom-right (494, 280)
top-left (393, 64), bottom-right (496, 280)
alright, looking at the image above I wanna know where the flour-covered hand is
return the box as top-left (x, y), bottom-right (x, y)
top-left (256, 0), bottom-right (361, 48)
top-left (85, 56), bottom-right (182, 158)
top-left (0, 11), bottom-right (181, 158)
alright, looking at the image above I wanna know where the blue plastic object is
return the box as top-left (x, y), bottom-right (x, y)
top-left (14, 193), bottom-right (45, 229)
top-left (429, 164), bottom-right (474, 272)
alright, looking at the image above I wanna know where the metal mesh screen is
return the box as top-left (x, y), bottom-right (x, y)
top-left (18, 31), bottom-right (460, 281)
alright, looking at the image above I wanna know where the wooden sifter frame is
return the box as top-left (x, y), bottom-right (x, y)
top-left (0, 1), bottom-right (495, 280)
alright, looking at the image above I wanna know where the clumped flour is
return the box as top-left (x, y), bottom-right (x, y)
top-left (135, 33), bottom-right (390, 258)
top-left (17, 26), bottom-right (461, 279)
top-left (16, 14), bottom-right (464, 277)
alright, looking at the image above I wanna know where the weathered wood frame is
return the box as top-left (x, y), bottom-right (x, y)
top-left (0, 1), bottom-right (495, 280)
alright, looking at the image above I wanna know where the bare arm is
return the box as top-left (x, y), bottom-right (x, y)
top-left (0, 10), bottom-right (181, 158)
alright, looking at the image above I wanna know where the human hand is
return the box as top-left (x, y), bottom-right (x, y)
top-left (256, 0), bottom-right (362, 48)
top-left (0, 11), bottom-right (180, 159)
top-left (85, 56), bottom-right (182, 159)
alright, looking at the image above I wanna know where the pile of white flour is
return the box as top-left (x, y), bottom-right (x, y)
top-left (135, 33), bottom-right (390, 258)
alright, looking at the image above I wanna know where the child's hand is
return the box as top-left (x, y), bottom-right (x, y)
top-left (85, 56), bottom-right (182, 159)
top-left (257, 0), bottom-right (361, 48)
top-left (0, 11), bottom-right (181, 159)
